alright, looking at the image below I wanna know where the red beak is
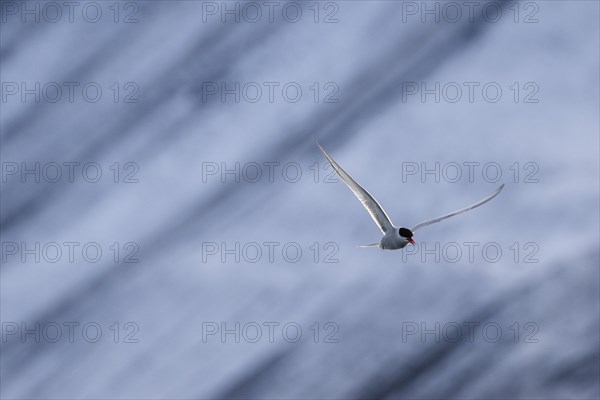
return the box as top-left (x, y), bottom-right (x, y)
top-left (408, 238), bottom-right (416, 245)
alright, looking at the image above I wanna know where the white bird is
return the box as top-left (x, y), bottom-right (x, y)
top-left (317, 142), bottom-right (504, 250)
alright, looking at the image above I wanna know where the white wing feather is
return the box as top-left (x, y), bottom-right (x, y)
top-left (410, 184), bottom-right (504, 232)
top-left (317, 142), bottom-right (394, 233)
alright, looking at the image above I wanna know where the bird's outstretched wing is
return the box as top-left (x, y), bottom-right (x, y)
top-left (410, 184), bottom-right (504, 232)
top-left (317, 142), bottom-right (394, 233)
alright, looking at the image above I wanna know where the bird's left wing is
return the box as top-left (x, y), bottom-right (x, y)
top-left (410, 184), bottom-right (504, 232)
top-left (317, 142), bottom-right (395, 234)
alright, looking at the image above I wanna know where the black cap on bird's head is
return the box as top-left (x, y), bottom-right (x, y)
top-left (399, 227), bottom-right (415, 245)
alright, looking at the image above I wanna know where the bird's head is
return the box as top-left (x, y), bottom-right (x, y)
top-left (399, 227), bottom-right (415, 245)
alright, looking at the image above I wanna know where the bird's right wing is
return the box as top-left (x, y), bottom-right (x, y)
top-left (410, 184), bottom-right (504, 232)
top-left (317, 142), bottom-right (394, 234)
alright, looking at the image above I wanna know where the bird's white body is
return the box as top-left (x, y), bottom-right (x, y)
top-left (317, 142), bottom-right (504, 251)
top-left (380, 229), bottom-right (410, 250)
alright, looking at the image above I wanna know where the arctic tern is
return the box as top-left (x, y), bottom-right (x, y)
top-left (317, 142), bottom-right (504, 250)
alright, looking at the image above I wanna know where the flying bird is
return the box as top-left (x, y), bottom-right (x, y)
top-left (317, 142), bottom-right (504, 250)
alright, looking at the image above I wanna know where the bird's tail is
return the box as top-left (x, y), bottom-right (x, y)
top-left (357, 243), bottom-right (380, 249)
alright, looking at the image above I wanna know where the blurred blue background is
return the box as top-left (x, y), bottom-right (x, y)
top-left (1, 0), bottom-right (599, 398)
